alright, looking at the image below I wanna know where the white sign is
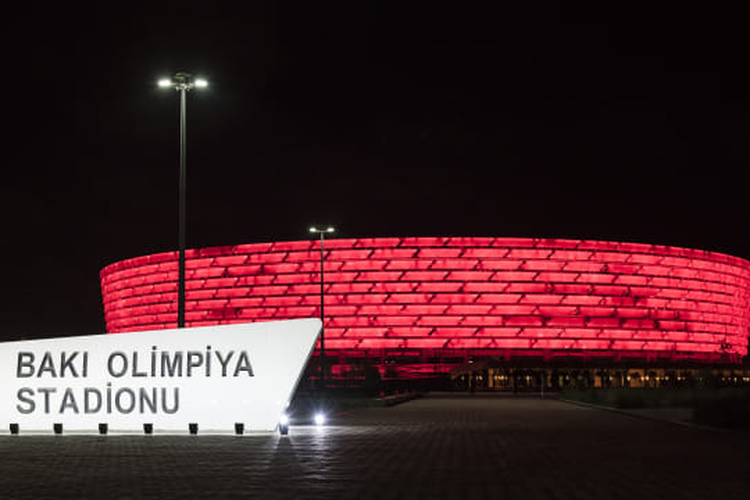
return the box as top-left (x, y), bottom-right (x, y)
top-left (0, 318), bottom-right (320, 433)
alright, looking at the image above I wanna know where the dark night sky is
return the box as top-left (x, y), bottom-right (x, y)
top-left (2, 3), bottom-right (748, 339)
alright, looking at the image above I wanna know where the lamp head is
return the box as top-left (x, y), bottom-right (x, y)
top-left (157, 73), bottom-right (208, 91)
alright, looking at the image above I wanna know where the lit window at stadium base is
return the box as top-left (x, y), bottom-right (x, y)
top-left (100, 238), bottom-right (750, 383)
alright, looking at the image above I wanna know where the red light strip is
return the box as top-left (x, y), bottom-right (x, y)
top-left (101, 238), bottom-right (750, 363)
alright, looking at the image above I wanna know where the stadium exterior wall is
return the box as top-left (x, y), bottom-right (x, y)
top-left (100, 238), bottom-right (750, 378)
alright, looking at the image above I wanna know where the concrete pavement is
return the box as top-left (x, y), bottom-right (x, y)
top-left (1, 393), bottom-right (748, 499)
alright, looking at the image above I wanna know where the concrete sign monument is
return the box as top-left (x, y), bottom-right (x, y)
top-left (1, 318), bottom-right (320, 433)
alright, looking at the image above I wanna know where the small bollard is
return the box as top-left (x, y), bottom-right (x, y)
top-left (143, 423), bottom-right (153, 435)
top-left (53, 423), bottom-right (63, 435)
top-left (234, 423), bottom-right (244, 435)
top-left (10, 423), bottom-right (19, 435)
top-left (98, 423), bottom-right (108, 435)
top-left (189, 423), bottom-right (198, 435)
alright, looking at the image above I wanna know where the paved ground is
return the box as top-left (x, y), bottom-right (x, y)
top-left (1, 393), bottom-right (749, 499)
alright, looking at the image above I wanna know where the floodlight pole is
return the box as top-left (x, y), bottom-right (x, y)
top-left (310, 226), bottom-right (335, 387)
top-left (178, 83), bottom-right (187, 329)
top-left (158, 72), bottom-right (208, 328)
top-left (319, 231), bottom-right (325, 363)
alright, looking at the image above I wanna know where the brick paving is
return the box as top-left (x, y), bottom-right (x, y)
top-left (1, 393), bottom-right (749, 499)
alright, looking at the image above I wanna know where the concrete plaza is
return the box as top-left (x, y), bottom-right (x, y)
top-left (1, 394), bottom-right (748, 499)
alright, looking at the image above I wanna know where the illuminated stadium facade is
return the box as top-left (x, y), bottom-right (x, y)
top-left (101, 238), bottom-right (750, 389)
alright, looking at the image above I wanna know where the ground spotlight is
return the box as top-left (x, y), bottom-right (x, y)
top-left (314, 412), bottom-right (326, 426)
top-left (279, 414), bottom-right (289, 435)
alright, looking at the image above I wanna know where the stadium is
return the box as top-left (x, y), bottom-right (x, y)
top-left (100, 237), bottom-right (750, 391)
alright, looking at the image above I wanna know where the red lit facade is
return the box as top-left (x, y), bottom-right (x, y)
top-left (101, 238), bottom-right (750, 379)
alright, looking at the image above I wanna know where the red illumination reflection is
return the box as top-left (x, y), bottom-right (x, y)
top-left (101, 238), bottom-right (750, 372)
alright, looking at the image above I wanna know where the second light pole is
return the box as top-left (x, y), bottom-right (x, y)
top-left (158, 73), bottom-right (208, 328)
top-left (310, 225), bottom-right (335, 386)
